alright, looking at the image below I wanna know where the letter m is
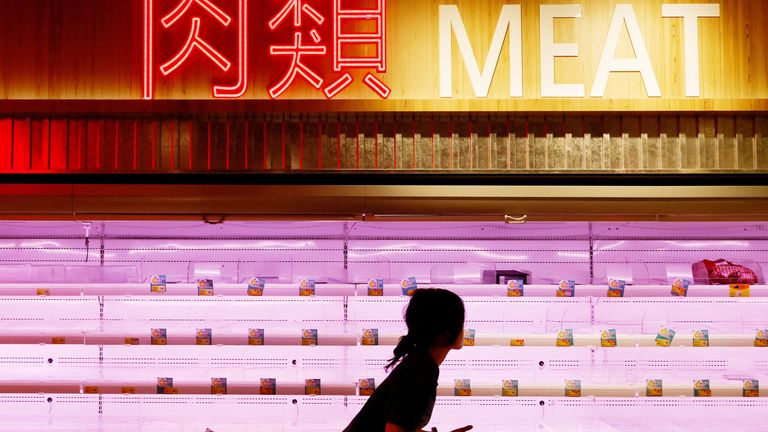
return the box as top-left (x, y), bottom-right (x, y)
top-left (439, 5), bottom-right (522, 98)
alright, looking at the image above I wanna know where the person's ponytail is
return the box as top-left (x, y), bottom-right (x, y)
top-left (385, 334), bottom-right (415, 371)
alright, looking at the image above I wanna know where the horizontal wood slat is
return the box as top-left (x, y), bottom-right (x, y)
top-left (0, 114), bottom-right (765, 173)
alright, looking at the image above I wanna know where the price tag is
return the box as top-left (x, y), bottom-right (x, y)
top-left (729, 284), bottom-right (750, 297)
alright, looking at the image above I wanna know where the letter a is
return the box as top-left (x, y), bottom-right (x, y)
top-left (591, 4), bottom-right (661, 97)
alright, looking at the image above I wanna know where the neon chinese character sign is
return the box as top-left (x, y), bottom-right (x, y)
top-left (267, 0), bottom-right (390, 99)
top-left (144, 0), bottom-right (248, 99)
top-left (143, 0), bottom-right (388, 100)
top-left (326, 0), bottom-right (390, 99)
top-left (267, 0), bottom-right (328, 98)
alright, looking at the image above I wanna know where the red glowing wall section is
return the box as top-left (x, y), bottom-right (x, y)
top-left (143, 0), bottom-right (388, 100)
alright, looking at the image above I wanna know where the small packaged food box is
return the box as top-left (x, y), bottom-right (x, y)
top-left (211, 378), bottom-right (227, 395)
top-left (299, 279), bottom-right (316, 296)
top-left (305, 379), bottom-right (322, 395)
top-left (358, 378), bottom-right (376, 396)
top-left (259, 378), bottom-right (276, 395)
top-left (557, 280), bottom-right (576, 297)
top-left (601, 329), bottom-right (617, 347)
top-left (655, 327), bottom-right (675, 347)
top-left (248, 328), bottom-right (264, 345)
top-left (361, 329), bottom-right (379, 346)
top-left (556, 329), bottom-right (574, 347)
top-left (646, 379), bottom-right (663, 397)
top-left (607, 279), bottom-right (626, 297)
top-left (693, 330), bottom-right (709, 347)
top-left (247, 277), bottom-right (265, 296)
top-left (302, 329), bottom-right (318, 346)
top-left (565, 379), bottom-right (581, 397)
top-left (196, 328), bottom-right (212, 345)
top-left (671, 279), bottom-right (690, 297)
top-left (454, 379), bottom-right (471, 396)
top-left (150, 274), bottom-right (167, 294)
top-left (401, 277), bottom-right (418, 296)
top-left (367, 278), bottom-right (384, 296)
top-left (507, 280), bottom-right (524, 297)
top-left (693, 379), bottom-right (711, 397)
top-left (463, 329), bottom-right (476, 346)
top-left (502, 379), bottom-right (519, 397)
top-left (197, 279), bottom-right (214, 296)
top-left (151, 328), bottom-right (167, 345)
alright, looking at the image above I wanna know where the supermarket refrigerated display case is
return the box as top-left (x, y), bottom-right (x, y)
top-left (0, 220), bottom-right (766, 432)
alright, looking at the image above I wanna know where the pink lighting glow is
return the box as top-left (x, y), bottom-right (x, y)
top-left (0, 221), bottom-right (766, 431)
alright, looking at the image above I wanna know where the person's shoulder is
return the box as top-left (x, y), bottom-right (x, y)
top-left (399, 351), bottom-right (439, 381)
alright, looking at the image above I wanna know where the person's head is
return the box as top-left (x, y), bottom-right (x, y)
top-left (385, 288), bottom-right (465, 371)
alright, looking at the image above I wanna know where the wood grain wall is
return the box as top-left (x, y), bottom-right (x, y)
top-left (0, 0), bottom-right (766, 111)
top-left (0, 114), bottom-right (765, 172)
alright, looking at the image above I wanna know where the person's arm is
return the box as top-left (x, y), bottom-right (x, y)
top-left (385, 424), bottom-right (473, 432)
top-left (384, 424), bottom-right (413, 432)
top-left (384, 424), bottom-right (429, 432)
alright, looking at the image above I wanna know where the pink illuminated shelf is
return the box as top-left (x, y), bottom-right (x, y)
top-left (0, 283), bottom-right (765, 297)
top-left (0, 380), bottom-right (761, 398)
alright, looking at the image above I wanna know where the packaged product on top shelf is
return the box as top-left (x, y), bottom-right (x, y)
top-left (507, 280), bottom-right (524, 297)
top-left (556, 329), bottom-right (574, 347)
top-left (150, 274), bottom-right (167, 293)
top-left (211, 378), bottom-right (227, 395)
top-left (305, 379), bottom-right (321, 395)
top-left (607, 279), bottom-right (626, 297)
top-left (259, 378), bottom-right (276, 395)
top-left (655, 327), bottom-right (675, 347)
top-left (197, 279), bottom-right (214, 296)
top-left (743, 380), bottom-right (759, 397)
top-left (367, 278), bottom-right (384, 296)
top-left (755, 329), bottom-right (768, 347)
top-left (601, 329), bottom-right (617, 347)
top-left (361, 329), bottom-right (378, 346)
top-left (729, 284), bottom-right (751, 297)
top-left (359, 378), bottom-right (376, 396)
top-left (151, 328), bottom-right (167, 345)
top-left (248, 328), bottom-right (264, 345)
top-left (502, 380), bottom-right (519, 396)
top-left (401, 277), bottom-right (418, 296)
top-left (557, 280), bottom-right (576, 297)
top-left (302, 329), bottom-right (318, 346)
top-left (83, 386), bottom-right (99, 394)
top-left (671, 279), bottom-right (690, 297)
top-left (509, 338), bottom-right (525, 346)
top-left (121, 386), bottom-right (136, 394)
top-left (299, 279), bottom-right (316, 296)
top-left (124, 337), bottom-right (139, 345)
top-left (51, 337), bottom-right (66, 344)
top-left (196, 328), bottom-right (212, 345)
top-left (565, 380), bottom-right (581, 397)
top-left (693, 330), bottom-right (710, 347)
top-left (693, 379), bottom-right (711, 397)
top-left (454, 379), bottom-right (471, 396)
top-left (646, 379), bottom-right (663, 397)
top-left (36, 288), bottom-right (50, 296)
top-left (247, 277), bottom-right (265, 296)
top-left (692, 259), bottom-right (759, 285)
top-left (463, 329), bottom-right (476, 346)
